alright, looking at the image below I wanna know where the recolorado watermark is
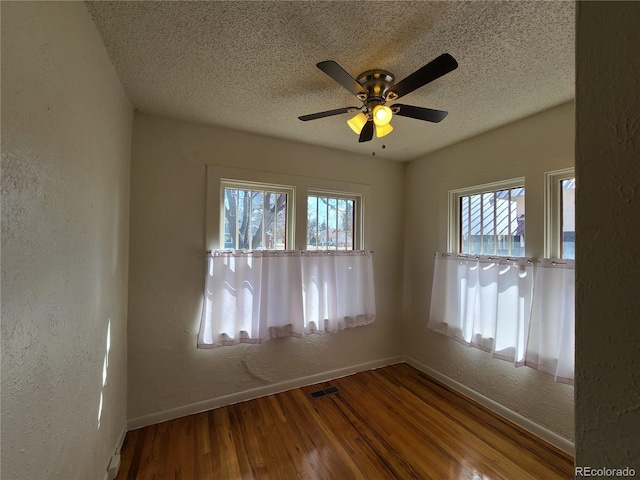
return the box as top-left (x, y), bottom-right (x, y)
top-left (576, 466), bottom-right (636, 477)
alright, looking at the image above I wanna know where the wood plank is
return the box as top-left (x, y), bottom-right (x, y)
top-left (116, 363), bottom-right (574, 479)
top-left (385, 365), bottom-right (573, 473)
top-left (116, 429), bottom-right (138, 479)
top-left (350, 370), bottom-right (537, 479)
top-left (193, 412), bottom-right (213, 480)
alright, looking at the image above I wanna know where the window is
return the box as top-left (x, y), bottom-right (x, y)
top-left (449, 179), bottom-right (526, 257)
top-left (202, 168), bottom-right (374, 349)
top-left (210, 168), bottom-right (369, 252)
top-left (221, 180), bottom-right (294, 250)
top-left (306, 192), bottom-right (361, 250)
top-left (437, 174), bottom-right (575, 384)
top-left (545, 168), bottom-right (575, 259)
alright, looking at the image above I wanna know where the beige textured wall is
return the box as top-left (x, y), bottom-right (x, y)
top-left (575, 2), bottom-right (640, 470)
top-left (403, 103), bottom-right (575, 441)
top-left (127, 113), bottom-right (404, 421)
top-left (1, 3), bottom-right (132, 480)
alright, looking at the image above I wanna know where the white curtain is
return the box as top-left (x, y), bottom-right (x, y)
top-left (428, 252), bottom-right (574, 384)
top-left (198, 250), bottom-right (376, 348)
top-left (301, 250), bottom-right (376, 333)
top-left (526, 259), bottom-right (575, 384)
top-left (428, 253), bottom-right (533, 363)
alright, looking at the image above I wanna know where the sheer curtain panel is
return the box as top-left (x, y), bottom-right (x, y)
top-left (428, 253), bottom-right (533, 364)
top-left (526, 258), bottom-right (575, 383)
top-left (428, 252), bottom-right (574, 383)
top-left (198, 251), bottom-right (304, 347)
top-left (198, 250), bottom-right (376, 348)
top-left (301, 251), bottom-right (376, 334)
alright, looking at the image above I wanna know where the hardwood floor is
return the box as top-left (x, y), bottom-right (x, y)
top-left (116, 363), bottom-right (574, 479)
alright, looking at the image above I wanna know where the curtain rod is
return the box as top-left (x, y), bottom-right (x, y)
top-left (437, 252), bottom-right (568, 265)
top-left (206, 249), bottom-right (373, 255)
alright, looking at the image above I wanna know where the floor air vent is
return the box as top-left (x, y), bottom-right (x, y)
top-left (310, 385), bottom-right (340, 399)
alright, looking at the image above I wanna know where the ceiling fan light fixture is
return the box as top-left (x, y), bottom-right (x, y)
top-left (373, 105), bottom-right (392, 126)
top-left (376, 123), bottom-right (393, 138)
top-left (347, 112), bottom-right (368, 134)
top-left (300, 54), bottom-right (458, 143)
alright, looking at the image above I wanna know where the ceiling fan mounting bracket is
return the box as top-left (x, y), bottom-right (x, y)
top-left (356, 69), bottom-right (395, 105)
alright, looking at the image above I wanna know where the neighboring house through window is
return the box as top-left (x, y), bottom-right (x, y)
top-left (307, 191), bottom-right (362, 250)
top-left (449, 178), bottom-right (526, 257)
top-left (545, 168), bottom-right (576, 259)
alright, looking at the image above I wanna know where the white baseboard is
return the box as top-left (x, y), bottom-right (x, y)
top-left (107, 453), bottom-right (121, 480)
top-left (104, 422), bottom-right (127, 480)
top-left (404, 356), bottom-right (575, 456)
top-left (127, 356), bottom-right (403, 431)
top-left (114, 423), bottom-right (127, 456)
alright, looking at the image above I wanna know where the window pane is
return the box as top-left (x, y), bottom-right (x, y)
top-left (223, 188), bottom-right (237, 248)
top-left (238, 190), bottom-right (248, 249)
top-left (460, 196), bottom-right (469, 253)
top-left (347, 199), bottom-right (355, 249)
top-left (307, 196), bottom-right (318, 249)
top-left (223, 186), bottom-right (288, 250)
top-left (561, 179), bottom-right (575, 259)
top-left (307, 194), bottom-right (357, 250)
top-left (337, 198), bottom-right (346, 249)
top-left (328, 197), bottom-right (337, 250)
top-left (263, 192), bottom-right (275, 250)
top-left (495, 189), bottom-right (511, 256)
top-left (510, 188), bottom-right (525, 257)
top-left (319, 197), bottom-right (328, 248)
top-left (482, 192), bottom-right (495, 255)
top-left (275, 193), bottom-right (287, 249)
top-left (458, 184), bottom-right (525, 257)
top-left (251, 191), bottom-right (263, 249)
top-left (469, 194), bottom-right (482, 255)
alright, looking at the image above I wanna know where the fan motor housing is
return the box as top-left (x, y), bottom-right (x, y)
top-left (356, 70), bottom-right (394, 104)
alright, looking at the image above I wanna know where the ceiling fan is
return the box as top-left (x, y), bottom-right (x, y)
top-left (298, 53), bottom-right (458, 143)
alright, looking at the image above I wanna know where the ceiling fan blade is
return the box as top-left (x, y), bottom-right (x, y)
top-left (317, 60), bottom-right (367, 97)
top-left (358, 121), bottom-right (374, 143)
top-left (393, 104), bottom-right (449, 123)
top-left (298, 107), bottom-right (360, 121)
top-left (387, 53), bottom-right (458, 100)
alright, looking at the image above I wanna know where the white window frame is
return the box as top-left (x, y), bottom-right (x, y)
top-left (544, 167), bottom-right (575, 259)
top-left (206, 165), bottom-right (371, 252)
top-left (220, 179), bottom-right (295, 250)
top-left (306, 190), bottom-right (363, 250)
top-left (448, 177), bottom-right (526, 256)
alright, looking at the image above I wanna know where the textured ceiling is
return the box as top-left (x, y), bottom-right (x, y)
top-left (87, 1), bottom-right (575, 162)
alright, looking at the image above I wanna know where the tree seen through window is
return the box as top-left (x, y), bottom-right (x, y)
top-left (224, 187), bottom-right (288, 250)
